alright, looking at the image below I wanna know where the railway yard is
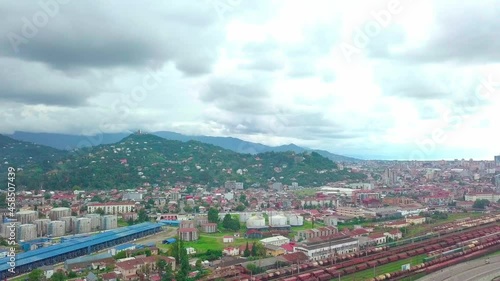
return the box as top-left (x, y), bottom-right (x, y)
top-left (205, 213), bottom-right (500, 281)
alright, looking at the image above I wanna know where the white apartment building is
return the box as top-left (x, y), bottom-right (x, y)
top-left (88, 202), bottom-right (135, 214)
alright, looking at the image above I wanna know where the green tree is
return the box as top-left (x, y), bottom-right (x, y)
top-left (50, 271), bottom-right (65, 281)
top-left (95, 207), bottom-right (105, 215)
top-left (251, 241), bottom-right (257, 256)
top-left (247, 263), bottom-right (265, 274)
top-left (255, 242), bottom-right (266, 257)
top-left (473, 199), bottom-right (490, 209)
top-left (114, 251), bottom-right (127, 260)
top-left (157, 259), bottom-right (167, 272)
top-left (222, 214), bottom-right (233, 229)
top-left (195, 259), bottom-right (203, 270)
top-left (169, 240), bottom-right (180, 264)
top-left (184, 205), bottom-right (194, 213)
top-left (243, 242), bottom-right (250, 257)
top-left (137, 208), bottom-right (148, 222)
top-left (208, 207), bottom-right (219, 223)
top-left (235, 204), bottom-right (246, 211)
top-left (28, 269), bottom-right (44, 281)
top-left (91, 195), bottom-right (104, 202)
top-left (161, 263), bottom-right (174, 281)
top-left (239, 194), bottom-right (247, 202)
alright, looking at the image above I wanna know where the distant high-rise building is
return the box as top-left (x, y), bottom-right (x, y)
top-left (170, 191), bottom-right (181, 201)
top-left (494, 174), bottom-right (500, 188)
top-left (495, 155), bottom-right (500, 166)
top-left (383, 168), bottom-right (397, 186)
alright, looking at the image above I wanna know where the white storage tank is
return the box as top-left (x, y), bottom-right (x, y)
top-left (287, 215), bottom-right (304, 226)
top-left (60, 216), bottom-right (77, 233)
top-left (49, 207), bottom-right (71, 220)
top-left (85, 214), bottom-right (102, 231)
top-left (246, 215), bottom-right (266, 229)
top-left (15, 210), bottom-right (38, 224)
top-left (269, 214), bottom-right (287, 226)
top-left (239, 212), bottom-right (252, 223)
top-left (101, 215), bottom-right (118, 230)
top-left (17, 224), bottom-right (37, 242)
top-left (0, 222), bottom-right (20, 239)
top-left (33, 219), bottom-right (51, 236)
top-left (74, 218), bottom-right (91, 234)
top-left (48, 221), bottom-right (66, 237)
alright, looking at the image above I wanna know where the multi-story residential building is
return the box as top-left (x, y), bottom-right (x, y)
top-left (201, 223), bottom-right (217, 233)
top-left (169, 191), bottom-right (181, 201)
top-left (178, 228), bottom-right (198, 241)
top-left (465, 193), bottom-right (500, 202)
top-left (335, 207), bottom-right (365, 218)
top-left (87, 202), bottom-right (135, 214)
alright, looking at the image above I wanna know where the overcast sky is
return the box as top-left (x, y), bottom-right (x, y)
top-left (1, 0), bottom-right (499, 160)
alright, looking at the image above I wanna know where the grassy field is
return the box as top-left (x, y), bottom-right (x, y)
top-left (292, 188), bottom-right (320, 198)
top-left (117, 218), bottom-right (129, 227)
top-left (157, 233), bottom-right (261, 254)
top-left (441, 212), bottom-right (484, 223)
top-left (340, 254), bottom-right (426, 281)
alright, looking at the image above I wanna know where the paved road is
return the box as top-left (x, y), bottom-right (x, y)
top-left (418, 254), bottom-right (500, 281)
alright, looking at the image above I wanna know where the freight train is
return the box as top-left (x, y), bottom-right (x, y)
top-left (248, 223), bottom-right (500, 281)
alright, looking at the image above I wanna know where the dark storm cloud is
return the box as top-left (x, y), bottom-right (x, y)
top-left (0, 1), bottom-right (224, 75)
top-left (0, 88), bottom-right (88, 107)
top-left (0, 58), bottom-right (93, 106)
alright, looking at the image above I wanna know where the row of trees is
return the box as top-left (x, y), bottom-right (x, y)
top-left (167, 239), bottom-right (192, 280)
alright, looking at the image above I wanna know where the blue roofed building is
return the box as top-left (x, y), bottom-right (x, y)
top-left (0, 222), bottom-right (162, 279)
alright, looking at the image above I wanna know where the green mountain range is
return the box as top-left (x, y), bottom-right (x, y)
top-left (1, 134), bottom-right (366, 190)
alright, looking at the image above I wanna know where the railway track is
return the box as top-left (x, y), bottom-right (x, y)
top-left (250, 223), bottom-right (500, 281)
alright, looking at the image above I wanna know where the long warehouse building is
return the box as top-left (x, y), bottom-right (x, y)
top-left (0, 222), bottom-right (162, 279)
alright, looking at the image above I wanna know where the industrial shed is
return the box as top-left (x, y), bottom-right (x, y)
top-left (0, 222), bottom-right (162, 279)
